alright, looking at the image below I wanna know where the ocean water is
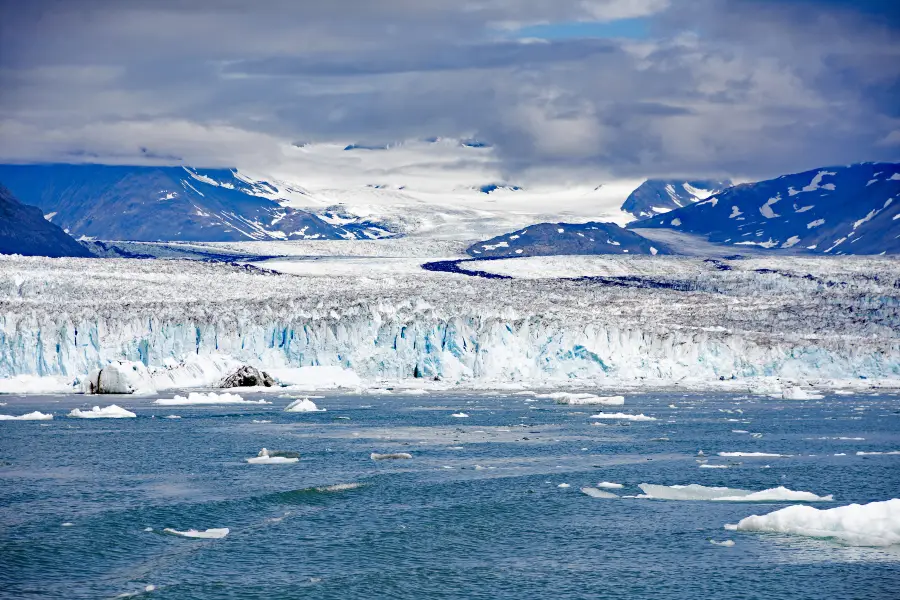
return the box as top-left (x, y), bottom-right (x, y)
top-left (1, 390), bottom-right (899, 599)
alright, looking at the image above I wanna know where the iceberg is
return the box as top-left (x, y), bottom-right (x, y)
top-left (153, 392), bottom-right (269, 406)
top-left (780, 386), bottom-right (825, 400)
top-left (0, 410), bottom-right (53, 420)
top-left (725, 499), bottom-right (900, 546)
top-left (450, 412), bottom-right (469, 418)
top-left (163, 527), bottom-right (229, 539)
top-left (597, 481), bottom-right (624, 489)
top-left (246, 448), bottom-right (299, 464)
top-left (590, 412), bottom-right (656, 421)
top-left (709, 539), bottom-right (735, 547)
top-left (284, 398), bottom-right (324, 412)
top-left (81, 361), bottom-right (155, 395)
top-left (68, 405), bottom-right (136, 418)
top-left (581, 487), bottom-right (619, 498)
top-left (540, 392), bottom-right (625, 405)
top-left (637, 484), bottom-right (832, 502)
top-left (370, 452), bottom-right (412, 460)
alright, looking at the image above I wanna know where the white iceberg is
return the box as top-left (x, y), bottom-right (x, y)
top-left (637, 483), bottom-right (832, 502)
top-left (154, 392), bottom-right (269, 406)
top-left (0, 411), bottom-right (53, 420)
top-left (725, 499), bottom-right (900, 546)
top-left (81, 361), bottom-right (155, 395)
top-left (710, 539), bottom-right (735, 547)
top-left (68, 405), bottom-right (136, 419)
top-left (780, 386), bottom-right (825, 400)
top-left (700, 464), bottom-right (728, 469)
top-left (856, 451), bottom-right (900, 456)
top-left (246, 448), bottom-right (299, 464)
top-left (539, 392), bottom-right (625, 406)
top-left (370, 452), bottom-right (412, 460)
top-left (163, 527), bottom-right (229, 539)
top-left (284, 398), bottom-right (325, 412)
top-left (718, 452), bottom-right (786, 458)
top-left (590, 412), bottom-right (657, 421)
top-left (450, 412), bottom-right (469, 418)
top-left (581, 487), bottom-right (619, 498)
top-left (597, 481), bottom-right (624, 489)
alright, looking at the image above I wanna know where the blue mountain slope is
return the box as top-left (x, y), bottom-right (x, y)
top-left (466, 222), bottom-right (670, 258)
top-left (621, 179), bottom-right (732, 219)
top-left (0, 164), bottom-right (393, 242)
top-left (0, 185), bottom-right (93, 257)
top-left (629, 163), bottom-right (900, 255)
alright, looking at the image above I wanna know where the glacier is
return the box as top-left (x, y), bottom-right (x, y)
top-left (0, 253), bottom-right (899, 388)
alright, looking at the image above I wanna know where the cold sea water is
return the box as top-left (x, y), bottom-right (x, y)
top-left (1, 390), bottom-right (898, 599)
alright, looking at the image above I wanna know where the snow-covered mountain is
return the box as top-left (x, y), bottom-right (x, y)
top-left (621, 179), bottom-right (732, 219)
top-left (630, 163), bottom-right (900, 255)
top-left (0, 164), bottom-right (393, 242)
top-left (467, 222), bottom-right (669, 258)
top-left (0, 185), bottom-right (93, 258)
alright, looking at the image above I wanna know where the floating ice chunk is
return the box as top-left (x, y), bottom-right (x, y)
top-left (0, 411), bottom-right (53, 420)
top-left (538, 392), bottom-right (625, 406)
top-left (725, 499), bottom-right (900, 546)
top-left (700, 464), bottom-right (728, 469)
top-left (451, 412), bottom-right (469, 418)
top-left (252, 419), bottom-right (272, 424)
top-left (246, 448), bottom-right (299, 464)
top-left (857, 451), bottom-right (900, 456)
top-left (780, 386), bottom-right (824, 400)
top-left (315, 482), bottom-right (363, 492)
top-left (597, 481), bottom-right (624, 489)
top-left (732, 430), bottom-right (749, 434)
top-left (637, 483), bottom-right (831, 502)
top-left (558, 483), bottom-right (571, 488)
top-left (61, 522), bottom-right (74, 527)
top-left (0, 375), bottom-right (74, 395)
top-left (68, 405), bottom-right (136, 419)
top-left (590, 412), bottom-right (656, 421)
top-left (81, 361), bottom-right (156, 395)
top-left (143, 527), bottom-right (153, 532)
top-left (710, 539), bottom-right (735, 547)
top-left (581, 487), bottom-right (618, 498)
top-left (371, 452), bottom-right (412, 460)
top-left (284, 398), bottom-right (325, 412)
top-left (163, 527), bottom-right (229, 539)
top-left (164, 415), bottom-right (182, 419)
top-left (154, 392), bottom-right (268, 406)
top-left (718, 452), bottom-right (786, 457)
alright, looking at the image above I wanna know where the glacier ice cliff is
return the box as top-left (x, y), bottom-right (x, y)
top-left (0, 255), bottom-right (898, 386)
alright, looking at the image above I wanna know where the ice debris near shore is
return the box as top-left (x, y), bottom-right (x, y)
top-left (246, 448), bottom-right (299, 464)
top-left (0, 410), bottom-right (53, 420)
top-left (0, 374), bottom-right (74, 395)
top-left (637, 484), bottom-right (832, 502)
top-left (726, 499), bottom-right (900, 547)
top-left (779, 386), bottom-right (825, 400)
top-left (154, 392), bottom-right (269, 406)
top-left (538, 392), bottom-right (625, 405)
top-left (284, 398), bottom-right (324, 412)
top-left (68, 405), bottom-right (136, 418)
top-left (163, 527), bottom-right (229, 539)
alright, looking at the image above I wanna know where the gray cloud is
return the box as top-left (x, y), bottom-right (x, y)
top-left (0, 0), bottom-right (897, 180)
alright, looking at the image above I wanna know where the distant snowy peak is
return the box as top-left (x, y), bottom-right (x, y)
top-left (466, 222), bottom-right (669, 258)
top-left (0, 185), bottom-right (93, 258)
top-left (622, 179), bottom-right (733, 219)
top-left (0, 164), bottom-right (396, 242)
top-left (629, 162), bottom-right (900, 255)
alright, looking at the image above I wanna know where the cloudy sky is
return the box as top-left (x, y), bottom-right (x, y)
top-left (0, 0), bottom-right (898, 180)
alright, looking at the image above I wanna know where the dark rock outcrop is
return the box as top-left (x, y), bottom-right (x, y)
top-left (219, 366), bottom-right (275, 388)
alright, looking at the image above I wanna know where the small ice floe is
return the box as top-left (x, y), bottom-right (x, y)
top-left (834, 453), bottom-right (847, 456)
top-left (637, 483), bottom-right (832, 502)
top-left (143, 527), bottom-right (153, 532)
top-left (451, 412), bottom-right (469, 418)
top-left (750, 433), bottom-right (764, 439)
top-left (370, 452), bottom-right (413, 460)
top-left (668, 404), bottom-right (678, 409)
top-left (284, 398), bottom-right (325, 412)
top-left (699, 464), bottom-right (728, 469)
top-left (68, 405), bottom-right (136, 419)
top-left (116, 584), bottom-right (157, 598)
top-left (732, 430), bottom-right (749, 434)
top-left (448, 446), bottom-right (465, 450)
top-left (597, 481), bottom-right (624, 489)
top-left (0, 411), bottom-right (53, 420)
top-left (164, 415), bottom-right (181, 419)
top-left (155, 392), bottom-right (269, 406)
top-left (725, 499), bottom-right (900, 546)
top-left (252, 419), bottom-right (272, 424)
top-left (61, 522), bottom-right (74, 527)
top-left (315, 482), bottom-right (363, 492)
top-left (163, 527), bottom-right (229, 539)
top-left (581, 487), bottom-right (618, 499)
top-left (710, 539), bottom-right (735, 547)
top-left (718, 451), bottom-right (786, 458)
top-left (779, 386), bottom-right (824, 400)
top-left (540, 392), bottom-right (625, 406)
top-left (857, 450), bottom-right (900, 456)
top-left (246, 448), bottom-right (299, 464)
top-left (557, 483), bottom-right (570, 488)
top-left (589, 412), bottom-right (656, 421)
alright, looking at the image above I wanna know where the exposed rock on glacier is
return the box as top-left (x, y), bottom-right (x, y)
top-left (1, 255), bottom-right (898, 386)
top-left (218, 365), bottom-right (275, 388)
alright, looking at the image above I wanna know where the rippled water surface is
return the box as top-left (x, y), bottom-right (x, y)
top-left (1, 391), bottom-right (899, 599)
